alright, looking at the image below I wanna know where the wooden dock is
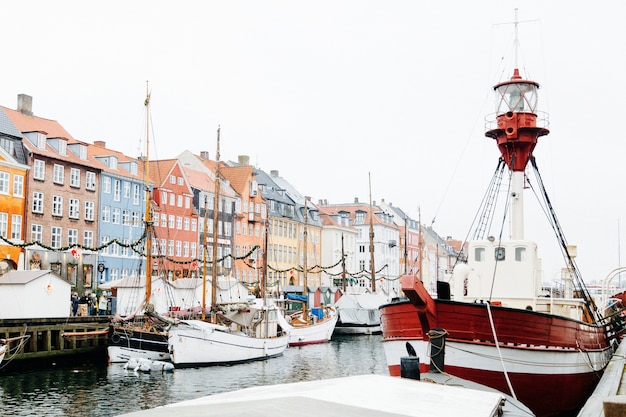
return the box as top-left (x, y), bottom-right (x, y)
top-left (578, 340), bottom-right (626, 417)
top-left (0, 316), bottom-right (109, 371)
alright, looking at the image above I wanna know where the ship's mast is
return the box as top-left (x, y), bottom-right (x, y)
top-left (368, 172), bottom-right (376, 292)
top-left (211, 127), bottom-right (221, 321)
top-left (143, 82), bottom-right (153, 307)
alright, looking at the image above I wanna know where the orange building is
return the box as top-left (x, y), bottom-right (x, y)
top-left (0, 128), bottom-right (29, 266)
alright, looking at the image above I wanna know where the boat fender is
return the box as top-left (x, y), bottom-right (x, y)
top-left (111, 333), bottom-right (121, 344)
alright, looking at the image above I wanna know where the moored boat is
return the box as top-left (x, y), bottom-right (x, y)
top-left (379, 17), bottom-right (625, 417)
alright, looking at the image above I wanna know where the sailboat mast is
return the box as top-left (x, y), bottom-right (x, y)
top-left (368, 172), bottom-right (376, 292)
top-left (303, 198), bottom-right (308, 296)
top-left (201, 196), bottom-right (208, 320)
top-left (341, 233), bottom-right (346, 291)
top-left (418, 207), bottom-right (423, 282)
top-left (211, 127), bottom-right (221, 319)
top-left (143, 82), bottom-right (153, 306)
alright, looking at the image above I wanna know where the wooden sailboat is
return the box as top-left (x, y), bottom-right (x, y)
top-left (167, 127), bottom-right (289, 367)
top-left (277, 198), bottom-right (338, 346)
top-left (107, 86), bottom-right (176, 363)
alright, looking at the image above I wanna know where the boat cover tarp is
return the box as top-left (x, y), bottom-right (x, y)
top-left (335, 292), bottom-right (387, 325)
top-left (286, 294), bottom-right (308, 302)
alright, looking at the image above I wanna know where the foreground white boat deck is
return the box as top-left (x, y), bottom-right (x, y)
top-left (117, 374), bottom-right (533, 417)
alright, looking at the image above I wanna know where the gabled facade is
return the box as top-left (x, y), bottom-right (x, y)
top-left (149, 159), bottom-right (198, 278)
top-left (222, 156), bottom-right (266, 286)
top-left (91, 140), bottom-right (146, 283)
top-left (317, 202), bottom-right (358, 289)
top-left (378, 199), bottom-right (422, 277)
top-left (177, 150), bottom-right (240, 279)
top-left (254, 168), bottom-right (298, 289)
top-left (0, 112), bottom-right (29, 265)
top-left (268, 169), bottom-right (323, 289)
top-left (2, 95), bottom-right (99, 291)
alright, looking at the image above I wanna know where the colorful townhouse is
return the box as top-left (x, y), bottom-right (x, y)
top-left (221, 156), bottom-right (266, 287)
top-left (149, 158), bottom-right (198, 278)
top-left (268, 169), bottom-right (324, 289)
top-left (253, 168), bottom-right (299, 289)
top-left (90, 140), bottom-right (146, 283)
top-left (2, 95), bottom-right (100, 290)
top-left (0, 109), bottom-right (29, 266)
top-left (177, 151), bottom-right (237, 279)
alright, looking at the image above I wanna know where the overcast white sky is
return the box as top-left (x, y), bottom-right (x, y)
top-left (3, 1), bottom-right (625, 283)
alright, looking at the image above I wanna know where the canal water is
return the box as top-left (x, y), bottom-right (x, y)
top-left (0, 334), bottom-right (387, 417)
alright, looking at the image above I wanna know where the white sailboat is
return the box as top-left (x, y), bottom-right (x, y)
top-left (167, 127), bottom-right (289, 367)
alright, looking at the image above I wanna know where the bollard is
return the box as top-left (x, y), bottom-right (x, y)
top-left (400, 356), bottom-right (421, 380)
top-left (428, 328), bottom-right (447, 373)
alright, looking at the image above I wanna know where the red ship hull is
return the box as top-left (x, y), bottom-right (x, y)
top-left (380, 277), bottom-right (616, 417)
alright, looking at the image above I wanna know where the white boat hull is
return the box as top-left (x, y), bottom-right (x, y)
top-left (108, 345), bottom-right (171, 363)
top-left (287, 314), bottom-right (338, 346)
top-left (168, 320), bottom-right (289, 367)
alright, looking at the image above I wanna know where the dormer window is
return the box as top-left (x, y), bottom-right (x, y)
top-left (58, 140), bottom-right (67, 155)
top-left (37, 133), bottom-right (46, 150)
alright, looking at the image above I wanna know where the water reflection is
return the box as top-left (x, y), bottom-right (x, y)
top-left (0, 335), bottom-right (386, 417)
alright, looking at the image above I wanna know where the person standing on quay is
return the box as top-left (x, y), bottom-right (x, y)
top-left (98, 293), bottom-right (108, 316)
top-left (71, 292), bottom-right (79, 316)
top-left (78, 291), bottom-right (89, 316)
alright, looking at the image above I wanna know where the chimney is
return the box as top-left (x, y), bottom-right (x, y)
top-left (238, 155), bottom-right (250, 165)
top-left (200, 151), bottom-right (210, 160)
top-left (354, 197), bottom-right (359, 203)
top-left (270, 170), bottom-right (279, 177)
top-left (17, 94), bottom-right (33, 116)
top-left (94, 140), bottom-right (106, 148)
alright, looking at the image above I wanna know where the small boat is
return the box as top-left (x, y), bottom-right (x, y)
top-left (277, 297), bottom-right (338, 346)
top-left (379, 16), bottom-right (625, 417)
top-left (333, 290), bottom-right (386, 335)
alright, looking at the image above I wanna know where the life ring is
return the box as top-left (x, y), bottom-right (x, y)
top-left (110, 333), bottom-right (121, 344)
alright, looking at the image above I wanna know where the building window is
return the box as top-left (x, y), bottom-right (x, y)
top-left (123, 181), bottom-right (130, 198)
top-left (175, 240), bottom-right (182, 257)
top-left (191, 219), bottom-right (197, 232)
top-left (102, 206), bottom-right (111, 222)
top-left (31, 223), bottom-right (43, 242)
top-left (13, 175), bottom-right (24, 197)
top-left (184, 218), bottom-right (190, 230)
top-left (0, 172), bottom-right (9, 194)
top-left (70, 168), bottom-right (80, 188)
top-left (185, 196), bottom-right (190, 209)
top-left (69, 198), bottom-right (80, 219)
top-left (51, 227), bottom-right (62, 248)
top-left (177, 195), bottom-right (182, 207)
top-left (132, 211), bottom-right (140, 226)
top-left (86, 171), bottom-right (96, 190)
top-left (170, 175), bottom-right (176, 184)
top-left (112, 208), bottom-right (120, 224)
top-left (169, 193), bottom-right (175, 205)
top-left (53, 164), bottom-right (64, 184)
top-left (0, 213), bottom-right (7, 237)
top-left (68, 228), bottom-right (78, 246)
top-left (183, 241), bottom-right (189, 257)
top-left (168, 215), bottom-right (175, 228)
top-left (83, 230), bottom-right (93, 247)
top-left (191, 242), bottom-right (196, 258)
top-left (10, 214), bottom-right (21, 239)
top-left (33, 160), bottom-right (45, 180)
top-left (113, 180), bottom-right (121, 201)
top-left (122, 210), bottom-right (130, 226)
top-left (133, 184), bottom-right (140, 205)
top-left (160, 239), bottom-right (166, 255)
top-left (103, 176), bottom-right (111, 193)
top-left (52, 195), bottom-right (63, 216)
top-left (176, 216), bottom-right (182, 229)
top-left (168, 240), bottom-right (174, 256)
top-left (121, 239), bottom-right (129, 256)
top-left (101, 236), bottom-right (109, 255)
top-left (85, 201), bottom-right (95, 221)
